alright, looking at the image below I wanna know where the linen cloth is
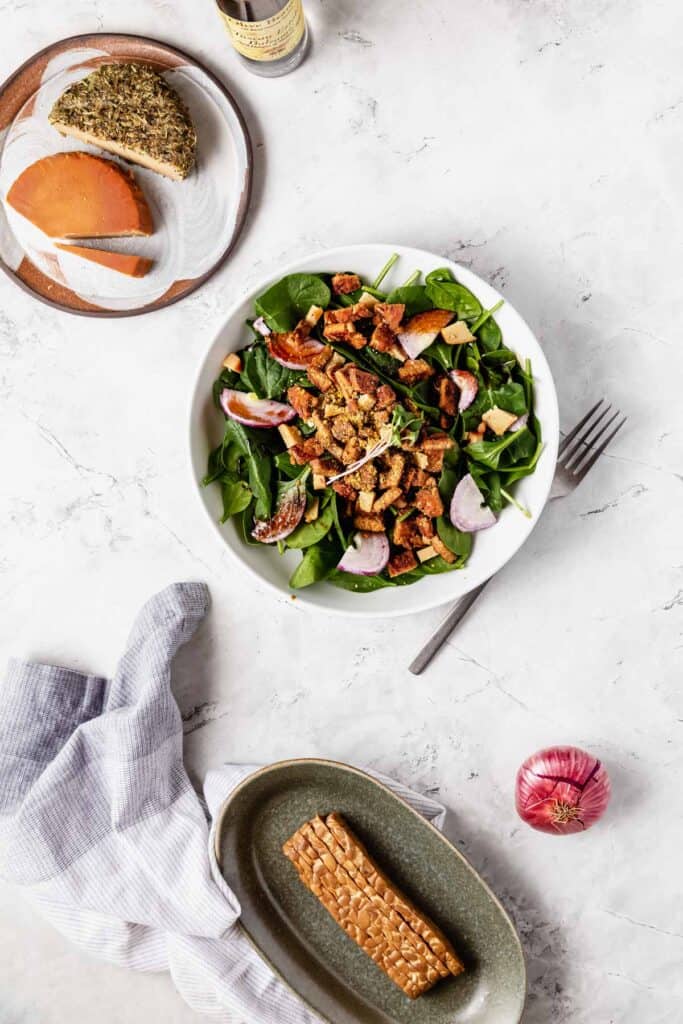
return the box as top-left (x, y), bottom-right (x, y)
top-left (0, 582), bottom-right (447, 1023)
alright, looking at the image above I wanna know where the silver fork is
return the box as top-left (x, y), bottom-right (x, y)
top-left (409, 400), bottom-right (627, 675)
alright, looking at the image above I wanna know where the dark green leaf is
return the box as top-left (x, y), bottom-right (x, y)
top-left (240, 345), bottom-right (304, 400)
top-left (289, 539), bottom-right (340, 588)
top-left (327, 570), bottom-right (398, 592)
top-left (255, 274), bottom-right (331, 332)
top-left (385, 285), bottom-right (433, 317)
top-left (425, 280), bottom-right (482, 320)
top-left (436, 516), bottom-right (473, 558)
top-left (220, 478), bottom-right (252, 521)
top-left (286, 503), bottom-right (334, 548)
top-left (467, 428), bottom-right (532, 470)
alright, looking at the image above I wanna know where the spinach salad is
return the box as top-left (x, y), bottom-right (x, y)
top-left (203, 255), bottom-right (543, 592)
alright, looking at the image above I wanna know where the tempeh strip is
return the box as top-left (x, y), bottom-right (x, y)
top-left (303, 818), bottom-right (449, 979)
top-left (326, 812), bottom-right (464, 976)
top-left (296, 824), bottom-right (441, 986)
top-left (283, 839), bottom-right (422, 998)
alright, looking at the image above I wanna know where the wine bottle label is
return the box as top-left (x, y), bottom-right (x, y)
top-left (220, 0), bottom-right (305, 62)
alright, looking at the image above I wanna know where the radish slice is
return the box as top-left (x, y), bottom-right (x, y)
top-left (449, 369), bottom-right (478, 412)
top-left (267, 333), bottom-right (325, 370)
top-left (220, 388), bottom-right (295, 428)
top-left (337, 531), bottom-right (390, 575)
top-left (252, 480), bottom-right (306, 543)
top-left (253, 316), bottom-right (271, 337)
top-left (508, 412), bottom-right (528, 432)
top-left (450, 474), bottom-right (497, 532)
top-left (397, 330), bottom-right (438, 360)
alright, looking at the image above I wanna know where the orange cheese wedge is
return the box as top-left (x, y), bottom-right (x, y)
top-left (6, 152), bottom-right (153, 238)
top-left (55, 243), bottom-right (153, 278)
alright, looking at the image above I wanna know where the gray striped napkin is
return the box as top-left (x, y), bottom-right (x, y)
top-left (0, 582), bottom-right (446, 1023)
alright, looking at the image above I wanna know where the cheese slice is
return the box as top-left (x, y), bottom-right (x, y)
top-left (49, 63), bottom-right (196, 181)
top-left (55, 243), bottom-right (153, 278)
top-left (6, 153), bottom-right (153, 238)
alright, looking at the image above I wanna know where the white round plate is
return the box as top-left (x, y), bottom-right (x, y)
top-left (189, 244), bottom-right (559, 618)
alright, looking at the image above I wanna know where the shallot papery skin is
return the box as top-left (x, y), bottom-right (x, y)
top-left (515, 745), bottom-right (611, 835)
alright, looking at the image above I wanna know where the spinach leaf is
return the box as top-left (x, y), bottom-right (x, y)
top-left (255, 274), bottom-right (331, 332)
top-left (436, 516), bottom-right (473, 558)
top-left (330, 491), bottom-right (351, 548)
top-left (491, 382), bottom-right (527, 416)
top-left (220, 477), bottom-right (252, 521)
top-left (413, 555), bottom-right (461, 575)
top-left (467, 428), bottom-right (532, 470)
top-left (426, 280), bottom-right (483, 320)
top-left (289, 539), bottom-right (339, 588)
top-left (425, 267), bottom-right (455, 284)
top-left (286, 503), bottom-right (334, 548)
top-left (385, 285), bottom-right (433, 317)
top-left (241, 345), bottom-right (304, 399)
top-left (212, 367), bottom-right (241, 408)
top-left (274, 451), bottom-right (301, 479)
top-left (423, 338), bottom-right (453, 371)
top-left (476, 316), bottom-right (502, 352)
top-left (438, 446), bottom-right (461, 503)
top-left (248, 451), bottom-right (273, 520)
top-left (222, 419), bottom-right (273, 519)
top-left (327, 570), bottom-right (398, 592)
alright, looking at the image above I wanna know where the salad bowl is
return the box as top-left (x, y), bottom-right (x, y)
top-left (188, 244), bottom-right (559, 617)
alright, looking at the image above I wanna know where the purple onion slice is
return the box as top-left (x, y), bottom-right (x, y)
top-left (450, 474), bottom-right (497, 532)
top-left (220, 388), bottom-right (295, 428)
top-left (337, 531), bottom-right (390, 575)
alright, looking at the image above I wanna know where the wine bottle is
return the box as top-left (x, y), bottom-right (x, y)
top-left (215, 0), bottom-right (309, 77)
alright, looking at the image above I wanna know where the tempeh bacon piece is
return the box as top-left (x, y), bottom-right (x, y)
top-left (282, 813), bottom-right (464, 998)
top-left (326, 812), bottom-right (464, 976)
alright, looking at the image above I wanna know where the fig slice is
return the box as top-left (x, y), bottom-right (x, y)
top-left (267, 332), bottom-right (325, 370)
top-left (450, 474), bottom-right (497, 532)
top-left (337, 531), bottom-right (390, 575)
top-left (252, 479), bottom-right (306, 543)
top-left (449, 369), bottom-right (479, 412)
top-left (220, 388), bottom-right (295, 428)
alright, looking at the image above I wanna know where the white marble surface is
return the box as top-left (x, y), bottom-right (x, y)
top-left (0, 1), bottom-right (681, 1022)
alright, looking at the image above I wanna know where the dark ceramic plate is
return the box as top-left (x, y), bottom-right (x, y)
top-left (215, 759), bottom-right (526, 1024)
top-left (0, 33), bottom-right (252, 316)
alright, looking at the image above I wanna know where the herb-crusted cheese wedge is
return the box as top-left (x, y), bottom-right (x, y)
top-left (49, 63), bottom-right (196, 181)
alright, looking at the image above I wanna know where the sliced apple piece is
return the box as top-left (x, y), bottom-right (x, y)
top-left (482, 406), bottom-right (519, 436)
top-left (441, 321), bottom-right (475, 346)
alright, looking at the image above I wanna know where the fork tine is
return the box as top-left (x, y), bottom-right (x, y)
top-left (562, 404), bottom-right (613, 468)
top-left (574, 416), bottom-right (627, 480)
top-left (564, 408), bottom-right (618, 469)
top-left (558, 399), bottom-right (604, 457)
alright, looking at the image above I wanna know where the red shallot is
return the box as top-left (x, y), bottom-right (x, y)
top-left (515, 745), bottom-right (611, 835)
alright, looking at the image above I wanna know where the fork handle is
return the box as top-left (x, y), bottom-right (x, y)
top-left (408, 581), bottom-right (490, 675)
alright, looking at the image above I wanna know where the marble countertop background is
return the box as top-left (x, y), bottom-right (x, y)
top-left (1, 1), bottom-right (681, 1022)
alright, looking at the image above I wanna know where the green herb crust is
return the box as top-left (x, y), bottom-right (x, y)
top-left (49, 63), bottom-right (196, 180)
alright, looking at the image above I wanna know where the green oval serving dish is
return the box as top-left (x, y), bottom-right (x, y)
top-left (214, 759), bottom-right (526, 1024)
